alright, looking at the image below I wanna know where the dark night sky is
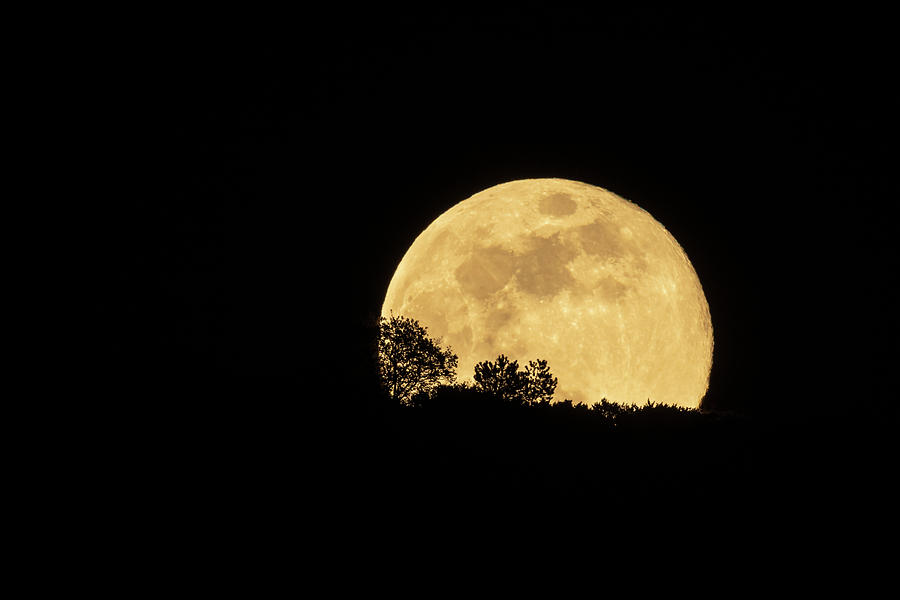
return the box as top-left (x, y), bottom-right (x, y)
top-left (77, 9), bottom-right (900, 581)
top-left (112, 7), bottom-right (896, 414)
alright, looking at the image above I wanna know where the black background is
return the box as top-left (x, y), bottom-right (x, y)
top-left (84, 6), bottom-right (899, 582)
top-left (115, 6), bottom-right (896, 415)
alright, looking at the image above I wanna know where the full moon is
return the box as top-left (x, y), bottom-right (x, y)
top-left (382, 179), bottom-right (713, 408)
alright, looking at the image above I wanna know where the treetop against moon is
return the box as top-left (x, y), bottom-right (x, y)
top-left (383, 179), bottom-right (713, 408)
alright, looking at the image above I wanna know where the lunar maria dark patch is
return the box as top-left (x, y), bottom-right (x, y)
top-left (515, 234), bottom-right (578, 298)
top-left (539, 192), bottom-right (578, 216)
top-left (454, 245), bottom-right (517, 299)
top-left (577, 221), bottom-right (627, 258)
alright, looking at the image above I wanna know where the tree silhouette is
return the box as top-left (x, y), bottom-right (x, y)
top-left (522, 359), bottom-right (557, 405)
top-left (474, 354), bottom-right (557, 405)
top-left (474, 354), bottom-right (525, 402)
top-left (377, 314), bottom-right (458, 403)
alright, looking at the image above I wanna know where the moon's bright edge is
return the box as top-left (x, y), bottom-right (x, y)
top-left (382, 178), bottom-right (713, 408)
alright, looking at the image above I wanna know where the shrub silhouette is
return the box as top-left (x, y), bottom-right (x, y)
top-left (377, 314), bottom-right (458, 403)
top-left (410, 382), bottom-right (507, 413)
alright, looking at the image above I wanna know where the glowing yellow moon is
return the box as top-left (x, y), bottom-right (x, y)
top-left (382, 178), bottom-right (713, 408)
